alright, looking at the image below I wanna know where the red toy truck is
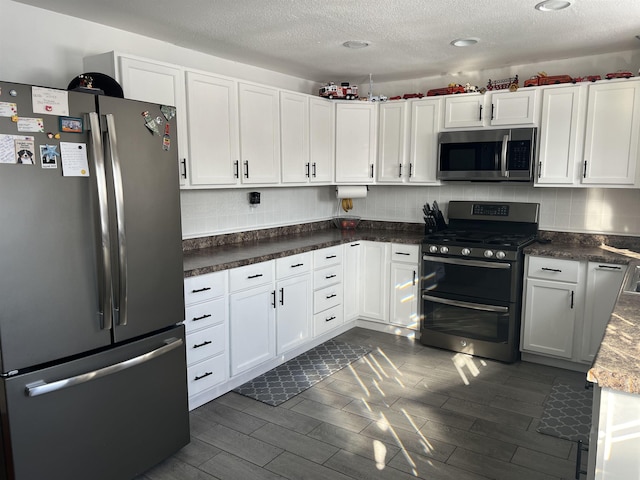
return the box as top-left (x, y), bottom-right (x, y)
top-left (319, 82), bottom-right (359, 99)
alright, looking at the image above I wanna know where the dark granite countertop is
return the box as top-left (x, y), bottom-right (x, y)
top-left (588, 260), bottom-right (640, 394)
top-left (183, 223), bottom-right (424, 277)
top-left (523, 242), bottom-right (631, 265)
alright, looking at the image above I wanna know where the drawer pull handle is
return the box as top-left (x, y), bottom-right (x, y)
top-left (248, 274), bottom-right (264, 279)
top-left (598, 265), bottom-right (622, 270)
top-left (350, 243), bottom-right (360, 247)
top-left (193, 340), bottom-right (212, 349)
top-left (395, 252), bottom-right (411, 256)
top-left (325, 274), bottom-right (337, 279)
top-left (326, 255), bottom-right (337, 259)
top-left (541, 267), bottom-right (562, 273)
top-left (192, 287), bottom-right (212, 293)
top-left (325, 316), bottom-right (336, 322)
top-left (194, 371), bottom-right (213, 381)
top-left (291, 263), bottom-right (304, 268)
top-left (192, 314), bottom-right (212, 321)
top-left (326, 294), bottom-right (337, 299)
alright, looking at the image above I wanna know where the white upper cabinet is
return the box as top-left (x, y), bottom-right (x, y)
top-left (408, 98), bottom-right (442, 184)
top-left (308, 97), bottom-right (335, 183)
top-left (84, 52), bottom-right (189, 185)
top-left (443, 90), bottom-right (537, 129)
top-left (536, 85), bottom-right (586, 185)
top-left (185, 71), bottom-right (240, 185)
top-left (582, 80), bottom-right (640, 186)
top-left (280, 91), bottom-right (310, 183)
top-left (238, 82), bottom-right (281, 184)
top-left (335, 102), bottom-right (377, 183)
top-left (377, 101), bottom-right (409, 183)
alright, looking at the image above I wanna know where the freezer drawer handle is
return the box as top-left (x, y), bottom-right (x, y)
top-left (194, 371), bottom-right (213, 381)
top-left (24, 337), bottom-right (184, 398)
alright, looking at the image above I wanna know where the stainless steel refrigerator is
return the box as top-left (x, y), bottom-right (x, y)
top-left (0, 81), bottom-right (189, 479)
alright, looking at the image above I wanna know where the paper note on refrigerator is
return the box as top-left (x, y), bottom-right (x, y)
top-left (60, 142), bottom-right (89, 177)
top-left (31, 86), bottom-right (69, 116)
top-left (0, 134), bottom-right (35, 164)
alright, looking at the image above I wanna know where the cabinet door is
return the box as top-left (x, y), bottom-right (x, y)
top-left (343, 242), bottom-right (361, 321)
top-left (389, 262), bottom-right (419, 329)
top-left (377, 101), bottom-right (408, 183)
top-left (522, 278), bottom-right (576, 359)
top-left (489, 89), bottom-right (537, 126)
top-left (537, 85), bottom-right (585, 185)
top-left (185, 71), bottom-right (239, 185)
top-left (309, 97), bottom-right (334, 183)
top-left (444, 95), bottom-right (484, 128)
top-left (276, 275), bottom-right (312, 354)
top-left (360, 241), bottom-right (390, 322)
top-left (409, 98), bottom-right (442, 183)
top-left (583, 81), bottom-right (640, 185)
top-left (580, 262), bottom-right (625, 363)
top-left (335, 102), bottom-right (377, 183)
top-left (118, 56), bottom-right (188, 185)
top-left (280, 91), bottom-right (310, 183)
top-left (238, 83), bottom-right (280, 184)
top-left (229, 284), bottom-right (276, 376)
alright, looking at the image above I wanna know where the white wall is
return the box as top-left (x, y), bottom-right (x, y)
top-left (4, 0), bottom-right (640, 239)
top-left (0, 0), bottom-right (318, 93)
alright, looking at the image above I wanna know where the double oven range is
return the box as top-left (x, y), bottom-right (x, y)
top-left (420, 201), bottom-right (539, 363)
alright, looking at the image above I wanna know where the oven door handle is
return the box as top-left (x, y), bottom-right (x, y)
top-left (422, 294), bottom-right (509, 313)
top-left (422, 255), bottom-right (511, 270)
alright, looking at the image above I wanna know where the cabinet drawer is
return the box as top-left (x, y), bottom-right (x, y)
top-left (186, 354), bottom-right (227, 396)
top-left (184, 297), bottom-right (225, 333)
top-left (229, 261), bottom-right (274, 292)
top-left (184, 271), bottom-right (226, 305)
top-left (314, 284), bottom-right (343, 313)
top-left (313, 246), bottom-right (343, 269)
top-left (314, 304), bottom-right (344, 337)
top-left (314, 265), bottom-right (343, 290)
top-left (390, 244), bottom-right (419, 263)
top-left (185, 324), bottom-right (225, 366)
top-left (527, 256), bottom-right (580, 283)
top-left (276, 252), bottom-right (312, 278)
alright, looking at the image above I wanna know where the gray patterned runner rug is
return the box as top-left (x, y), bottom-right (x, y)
top-left (537, 381), bottom-right (592, 444)
top-left (233, 339), bottom-right (370, 406)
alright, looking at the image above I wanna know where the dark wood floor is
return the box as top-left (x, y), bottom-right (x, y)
top-left (137, 327), bottom-right (588, 480)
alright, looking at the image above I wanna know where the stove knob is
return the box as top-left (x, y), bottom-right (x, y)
top-left (496, 251), bottom-right (506, 260)
top-left (440, 246), bottom-right (449, 254)
top-left (461, 248), bottom-right (471, 256)
top-left (484, 250), bottom-right (494, 258)
top-left (429, 245), bottom-right (438, 254)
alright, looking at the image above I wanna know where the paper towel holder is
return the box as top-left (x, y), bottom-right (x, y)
top-left (335, 185), bottom-right (369, 199)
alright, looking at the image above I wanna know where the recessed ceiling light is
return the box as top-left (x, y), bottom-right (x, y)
top-left (342, 40), bottom-right (370, 49)
top-left (535, 0), bottom-right (571, 12)
top-left (450, 38), bottom-right (478, 47)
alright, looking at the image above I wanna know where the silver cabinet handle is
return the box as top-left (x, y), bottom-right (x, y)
top-left (25, 338), bottom-right (184, 397)
top-left (88, 112), bottom-right (112, 331)
top-left (105, 113), bottom-right (128, 326)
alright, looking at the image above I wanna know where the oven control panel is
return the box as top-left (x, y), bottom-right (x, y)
top-left (472, 204), bottom-right (509, 216)
top-left (423, 245), bottom-right (517, 262)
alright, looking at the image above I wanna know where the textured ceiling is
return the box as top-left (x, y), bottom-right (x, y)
top-left (13, 0), bottom-right (640, 82)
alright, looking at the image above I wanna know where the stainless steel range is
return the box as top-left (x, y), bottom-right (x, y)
top-left (420, 201), bottom-right (540, 363)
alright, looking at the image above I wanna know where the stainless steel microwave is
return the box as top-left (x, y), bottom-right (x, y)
top-left (437, 128), bottom-right (536, 182)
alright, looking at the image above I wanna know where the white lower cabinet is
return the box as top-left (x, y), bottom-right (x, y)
top-left (228, 261), bottom-right (276, 376)
top-left (183, 271), bottom-right (228, 407)
top-left (521, 255), bottom-right (626, 367)
top-left (275, 254), bottom-right (312, 354)
top-left (312, 246), bottom-right (344, 336)
top-left (388, 244), bottom-right (420, 329)
top-left (360, 241), bottom-right (390, 322)
top-left (343, 242), bottom-right (362, 322)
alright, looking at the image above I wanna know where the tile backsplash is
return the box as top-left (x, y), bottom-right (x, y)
top-left (180, 185), bottom-right (640, 239)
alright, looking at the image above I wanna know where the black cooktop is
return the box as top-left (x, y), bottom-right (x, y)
top-left (424, 229), bottom-right (537, 248)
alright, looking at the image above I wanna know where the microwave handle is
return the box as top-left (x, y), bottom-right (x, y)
top-left (500, 134), bottom-right (509, 177)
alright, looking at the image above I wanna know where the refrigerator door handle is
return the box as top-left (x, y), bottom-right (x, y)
top-left (105, 113), bottom-right (128, 326)
top-left (24, 337), bottom-right (184, 398)
top-left (88, 112), bottom-right (113, 331)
